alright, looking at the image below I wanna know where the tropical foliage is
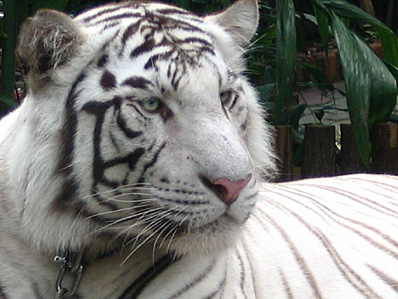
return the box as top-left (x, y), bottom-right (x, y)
top-left (272, 0), bottom-right (398, 164)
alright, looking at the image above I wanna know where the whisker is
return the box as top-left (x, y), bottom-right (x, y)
top-left (121, 211), bottom-right (174, 265)
top-left (85, 206), bottom-right (136, 219)
top-left (89, 207), bottom-right (159, 235)
top-left (152, 221), bottom-right (174, 263)
top-left (85, 183), bottom-right (153, 198)
top-left (86, 188), bottom-right (153, 202)
top-left (85, 198), bottom-right (157, 222)
top-left (101, 193), bottom-right (153, 203)
top-left (166, 226), bottom-right (179, 254)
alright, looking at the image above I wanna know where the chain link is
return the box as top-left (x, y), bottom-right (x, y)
top-left (53, 251), bottom-right (84, 298)
top-left (54, 288), bottom-right (68, 298)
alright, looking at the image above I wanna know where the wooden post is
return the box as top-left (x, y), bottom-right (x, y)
top-left (340, 124), bottom-right (367, 174)
top-left (275, 125), bottom-right (293, 181)
top-left (302, 125), bottom-right (336, 178)
top-left (371, 122), bottom-right (398, 174)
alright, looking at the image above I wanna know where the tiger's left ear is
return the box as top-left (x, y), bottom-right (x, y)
top-left (205, 0), bottom-right (259, 47)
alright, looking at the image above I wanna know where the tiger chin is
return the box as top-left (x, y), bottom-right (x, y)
top-left (0, 0), bottom-right (275, 297)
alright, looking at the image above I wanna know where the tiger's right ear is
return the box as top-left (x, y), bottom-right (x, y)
top-left (205, 0), bottom-right (259, 48)
top-left (16, 9), bottom-right (83, 88)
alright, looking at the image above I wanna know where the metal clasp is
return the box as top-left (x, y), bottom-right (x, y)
top-left (54, 250), bottom-right (84, 298)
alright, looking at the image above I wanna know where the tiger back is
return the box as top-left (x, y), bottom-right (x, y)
top-left (0, 0), bottom-right (397, 298)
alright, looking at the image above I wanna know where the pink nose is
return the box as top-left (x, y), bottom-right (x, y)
top-left (212, 174), bottom-right (252, 206)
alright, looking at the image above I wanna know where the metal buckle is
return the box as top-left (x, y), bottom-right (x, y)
top-left (54, 250), bottom-right (84, 298)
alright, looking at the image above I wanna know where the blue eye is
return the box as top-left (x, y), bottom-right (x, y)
top-left (142, 98), bottom-right (161, 112)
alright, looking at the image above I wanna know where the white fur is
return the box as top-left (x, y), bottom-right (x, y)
top-left (0, 1), bottom-right (397, 298)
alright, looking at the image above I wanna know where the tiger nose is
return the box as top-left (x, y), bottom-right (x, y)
top-left (212, 174), bottom-right (252, 206)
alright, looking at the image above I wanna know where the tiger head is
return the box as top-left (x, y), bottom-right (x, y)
top-left (14, 0), bottom-right (275, 256)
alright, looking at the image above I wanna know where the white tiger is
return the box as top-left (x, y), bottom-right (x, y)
top-left (0, 0), bottom-right (397, 298)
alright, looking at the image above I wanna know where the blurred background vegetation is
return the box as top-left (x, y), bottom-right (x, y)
top-left (1, 0), bottom-right (398, 166)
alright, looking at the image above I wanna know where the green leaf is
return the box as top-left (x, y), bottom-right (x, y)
top-left (258, 84), bottom-right (275, 103)
top-left (322, 0), bottom-right (385, 27)
top-left (0, 94), bottom-right (15, 109)
top-left (330, 14), bottom-right (371, 163)
top-left (285, 104), bottom-right (307, 127)
top-left (384, 61), bottom-right (398, 80)
top-left (275, 0), bottom-right (296, 125)
top-left (256, 26), bottom-right (277, 48)
top-left (313, 5), bottom-right (330, 56)
top-left (320, 0), bottom-right (398, 67)
top-left (308, 0), bottom-right (398, 164)
top-left (377, 27), bottom-right (398, 67)
top-left (329, 13), bottom-right (397, 164)
top-left (173, 0), bottom-right (191, 10)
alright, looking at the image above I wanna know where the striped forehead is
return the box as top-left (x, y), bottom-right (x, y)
top-left (75, 2), bottom-right (226, 92)
top-left (76, 2), bottom-right (216, 64)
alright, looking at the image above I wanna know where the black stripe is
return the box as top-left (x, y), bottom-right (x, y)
top-left (245, 190), bottom-right (259, 201)
top-left (280, 187), bottom-right (398, 257)
top-left (97, 54), bottom-right (109, 68)
top-left (100, 70), bottom-right (117, 90)
top-left (87, 101), bottom-right (116, 184)
top-left (0, 282), bottom-right (8, 299)
top-left (280, 270), bottom-right (294, 299)
top-left (144, 51), bottom-right (174, 70)
top-left (100, 21), bottom-right (120, 33)
top-left (92, 186), bottom-right (119, 211)
top-left (121, 21), bottom-right (141, 46)
top-left (163, 18), bottom-right (205, 34)
top-left (144, 54), bottom-right (160, 70)
top-left (122, 76), bottom-right (151, 89)
top-left (241, 239), bottom-right (261, 299)
top-left (170, 64), bottom-right (184, 91)
top-left (166, 259), bottom-right (216, 298)
top-left (118, 254), bottom-right (177, 299)
top-left (126, 103), bottom-right (149, 120)
top-left (205, 264), bottom-right (227, 299)
top-left (262, 210), bottom-right (324, 298)
top-left (52, 73), bottom-right (87, 213)
top-left (116, 111), bottom-right (143, 139)
top-left (325, 185), bottom-right (398, 217)
top-left (99, 177), bottom-right (120, 189)
top-left (80, 6), bottom-right (122, 23)
top-left (138, 143), bottom-right (166, 184)
top-left (236, 249), bottom-right (247, 297)
top-left (259, 195), bottom-right (384, 298)
top-left (155, 193), bottom-right (208, 206)
top-left (131, 38), bottom-right (156, 59)
top-left (154, 8), bottom-right (191, 16)
top-left (80, 3), bottom-right (141, 23)
top-left (103, 148), bottom-right (146, 171)
top-left (82, 98), bottom-right (115, 115)
top-left (83, 98), bottom-right (146, 208)
top-left (57, 73), bottom-right (86, 173)
top-left (52, 179), bottom-right (86, 213)
top-left (367, 264), bottom-right (398, 292)
top-left (176, 37), bottom-right (213, 48)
